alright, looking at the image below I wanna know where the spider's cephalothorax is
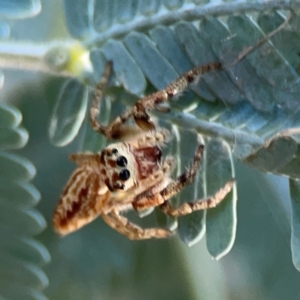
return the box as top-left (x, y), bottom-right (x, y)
top-left (100, 143), bottom-right (139, 192)
top-left (53, 61), bottom-right (234, 240)
top-left (100, 141), bottom-right (162, 192)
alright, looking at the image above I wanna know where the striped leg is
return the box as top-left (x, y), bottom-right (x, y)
top-left (102, 210), bottom-right (174, 240)
top-left (160, 180), bottom-right (234, 217)
top-left (90, 61), bottom-right (222, 138)
top-left (132, 144), bottom-right (204, 211)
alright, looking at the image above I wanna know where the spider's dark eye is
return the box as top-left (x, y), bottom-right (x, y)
top-left (119, 169), bottom-right (130, 181)
top-left (116, 156), bottom-right (127, 167)
top-left (112, 148), bottom-right (118, 154)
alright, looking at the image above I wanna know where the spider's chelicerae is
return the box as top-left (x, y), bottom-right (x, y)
top-left (53, 61), bottom-right (234, 240)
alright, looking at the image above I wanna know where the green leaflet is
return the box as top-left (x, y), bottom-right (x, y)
top-left (0, 0), bottom-right (41, 19)
top-left (0, 103), bottom-right (49, 299)
top-left (49, 78), bottom-right (88, 147)
top-left (290, 179), bottom-right (300, 271)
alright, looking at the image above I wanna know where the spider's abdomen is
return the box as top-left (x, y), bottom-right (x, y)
top-left (53, 166), bottom-right (109, 235)
top-left (133, 146), bottom-right (162, 179)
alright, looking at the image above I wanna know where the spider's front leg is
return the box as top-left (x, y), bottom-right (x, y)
top-left (133, 62), bottom-right (222, 130)
top-left (132, 143), bottom-right (205, 212)
top-left (90, 61), bottom-right (222, 139)
top-left (102, 210), bottom-right (174, 240)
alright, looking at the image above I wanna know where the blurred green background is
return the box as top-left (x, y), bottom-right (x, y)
top-left (2, 0), bottom-right (300, 299)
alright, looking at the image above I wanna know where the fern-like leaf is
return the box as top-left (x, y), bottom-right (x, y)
top-left (0, 103), bottom-right (50, 299)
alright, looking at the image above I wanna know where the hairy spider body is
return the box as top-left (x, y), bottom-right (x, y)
top-left (53, 61), bottom-right (234, 240)
top-left (53, 129), bottom-right (173, 236)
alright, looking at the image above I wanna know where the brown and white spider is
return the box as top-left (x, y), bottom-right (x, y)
top-left (53, 61), bottom-right (234, 240)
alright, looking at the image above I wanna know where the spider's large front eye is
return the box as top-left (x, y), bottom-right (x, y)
top-left (116, 156), bottom-right (127, 167)
top-left (119, 169), bottom-right (130, 181)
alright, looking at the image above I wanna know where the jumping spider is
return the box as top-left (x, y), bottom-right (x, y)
top-left (53, 61), bottom-right (234, 240)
